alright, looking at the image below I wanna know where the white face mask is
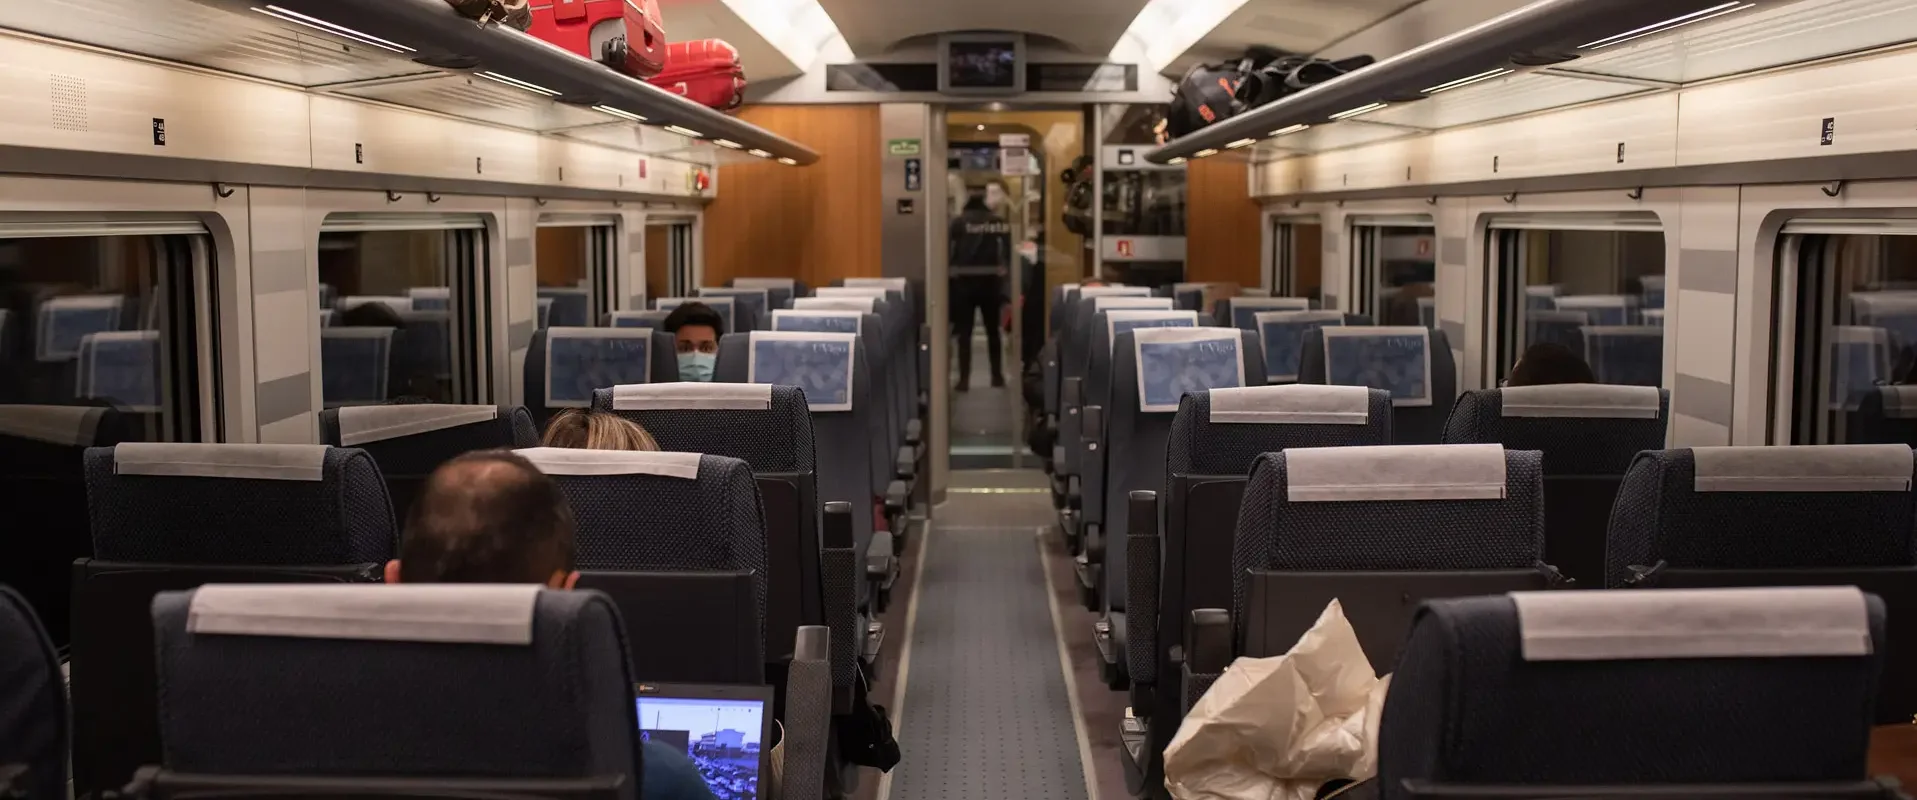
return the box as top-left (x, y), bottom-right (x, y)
top-left (984, 184), bottom-right (1007, 210)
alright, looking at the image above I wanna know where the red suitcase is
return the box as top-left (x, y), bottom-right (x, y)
top-left (527, 0), bottom-right (666, 79)
top-left (648, 39), bottom-right (747, 112)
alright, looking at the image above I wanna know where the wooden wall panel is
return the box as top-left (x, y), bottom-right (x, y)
top-left (1185, 157), bottom-right (1263, 286)
top-left (704, 105), bottom-right (882, 288)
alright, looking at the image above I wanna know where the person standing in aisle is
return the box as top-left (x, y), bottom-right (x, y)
top-left (949, 182), bottom-right (1010, 391)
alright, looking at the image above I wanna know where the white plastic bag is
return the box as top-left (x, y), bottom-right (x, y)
top-left (1164, 599), bottom-right (1391, 800)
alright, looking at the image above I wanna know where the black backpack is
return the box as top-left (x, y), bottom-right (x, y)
top-left (1235, 54), bottom-right (1377, 110)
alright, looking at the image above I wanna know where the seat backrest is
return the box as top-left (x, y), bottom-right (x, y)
top-left (37, 295), bottom-right (126, 363)
top-left (1380, 587), bottom-right (1884, 798)
top-left (85, 443), bottom-right (397, 564)
top-left (716, 331), bottom-right (877, 580)
top-left (1828, 326), bottom-right (1894, 413)
top-left (657, 296), bottom-right (738, 333)
top-left (152, 585), bottom-right (641, 799)
top-left (1169, 385), bottom-right (1393, 477)
top-left (1527, 309), bottom-right (1588, 354)
top-left (1555, 294), bottom-right (1635, 325)
top-left (699, 287), bottom-right (770, 332)
top-left (605, 310), bottom-right (671, 329)
top-left (1232, 444), bottom-right (1543, 617)
top-left (1049, 283), bottom-right (1080, 335)
top-left (76, 331), bottom-right (161, 411)
top-left (1079, 312), bottom-right (1206, 523)
top-left (594, 383), bottom-right (813, 475)
top-left (1220, 297), bottom-right (1311, 333)
top-left (319, 405), bottom-right (539, 520)
top-left (536, 286), bottom-right (592, 328)
top-left (1443, 385), bottom-right (1669, 475)
top-left (731, 277), bottom-right (798, 311)
top-left (1301, 325), bottom-right (1457, 444)
top-left (1583, 325), bottom-right (1664, 387)
top-left (320, 327), bottom-right (395, 408)
top-left (770, 308), bottom-right (863, 336)
top-left (0, 586), bottom-right (64, 800)
top-left (406, 286), bottom-right (450, 312)
top-left (1605, 445), bottom-right (1917, 587)
top-left (1851, 384), bottom-right (1917, 445)
top-left (1254, 309), bottom-right (1345, 384)
top-left (524, 327), bottom-right (677, 426)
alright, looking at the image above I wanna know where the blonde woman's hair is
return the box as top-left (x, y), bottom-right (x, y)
top-left (541, 409), bottom-right (660, 452)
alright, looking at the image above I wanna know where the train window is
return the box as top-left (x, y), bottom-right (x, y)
top-left (317, 215), bottom-right (488, 406)
top-left (0, 224), bottom-right (214, 442)
top-left (1774, 228), bottom-right (1917, 445)
top-left (647, 219), bottom-right (696, 299)
top-left (1488, 218), bottom-right (1666, 387)
top-left (536, 218), bottom-right (618, 328)
top-left (1350, 218), bottom-right (1435, 325)
top-left (1269, 218), bottom-right (1323, 302)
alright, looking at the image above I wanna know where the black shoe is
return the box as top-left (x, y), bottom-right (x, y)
top-left (990, 374), bottom-right (1006, 388)
top-left (956, 378), bottom-right (970, 392)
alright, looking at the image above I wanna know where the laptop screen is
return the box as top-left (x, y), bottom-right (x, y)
top-left (636, 686), bottom-right (769, 800)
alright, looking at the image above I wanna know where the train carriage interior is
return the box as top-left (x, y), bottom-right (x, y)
top-left (9, 0), bottom-right (1917, 798)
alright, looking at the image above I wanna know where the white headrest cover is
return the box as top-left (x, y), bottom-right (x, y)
top-left (1554, 295), bottom-right (1631, 310)
top-left (189, 585), bottom-right (541, 645)
top-left (1094, 297), bottom-right (1174, 311)
top-left (1499, 384), bottom-right (1661, 419)
top-left (731, 278), bottom-right (796, 290)
top-left (844, 278), bottom-right (907, 291)
top-left (114, 443), bottom-right (329, 482)
top-left (339, 295), bottom-right (412, 313)
top-left (1690, 444), bottom-right (1913, 493)
top-left (1512, 586), bottom-right (1871, 661)
top-left (1079, 286), bottom-right (1149, 298)
top-left (515, 446), bottom-right (702, 479)
top-left (0, 404), bottom-right (104, 446)
top-left (793, 297), bottom-right (876, 312)
top-left (336, 405), bottom-right (499, 446)
top-left (1285, 443), bottom-right (1505, 502)
top-left (1882, 385), bottom-right (1917, 419)
top-left (1233, 297), bottom-right (1311, 311)
top-left (1209, 385), bottom-right (1370, 425)
top-left (547, 326), bottom-right (652, 340)
top-left (816, 287), bottom-right (888, 299)
top-left (612, 382), bottom-right (772, 411)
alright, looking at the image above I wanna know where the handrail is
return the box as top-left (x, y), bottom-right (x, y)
top-left (198, 0), bottom-right (820, 165)
top-left (1144, 0), bottom-right (1806, 164)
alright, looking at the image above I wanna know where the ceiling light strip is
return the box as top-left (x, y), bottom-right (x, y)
top-left (592, 105), bottom-right (647, 123)
top-left (1192, 149), bottom-right (1219, 158)
top-left (1329, 102), bottom-right (1388, 120)
top-left (1423, 68), bottom-right (1515, 94)
top-left (664, 125), bottom-right (704, 139)
top-left (1580, 2), bottom-right (1755, 50)
top-left (713, 139), bottom-right (743, 149)
top-left (1271, 124), bottom-right (1310, 136)
top-left (1225, 138), bottom-right (1257, 149)
top-left (254, 5), bottom-right (414, 53)
top-left (477, 71), bottom-right (558, 96)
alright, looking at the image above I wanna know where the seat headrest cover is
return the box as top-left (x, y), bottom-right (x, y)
top-left (1209, 385), bottom-right (1371, 425)
top-left (515, 447), bottom-right (703, 478)
top-left (336, 404), bottom-right (500, 446)
top-left (546, 326), bottom-right (652, 341)
top-left (0, 404), bottom-right (103, 445)
top-left (844, 277), bottom-right (907, 291)
top-left (816, 287), bottom-right (888, 299)
top-left (188, 584), bottom-right (541, 645)
top-left (114, 442), bottom-right (329, 481)
top-left (339, 295), bottom-right (412, 313)
top-left (611, 382), bottom-right (772, 411)
top-left (1079, 286), bottom-right (1151, 299)
top-left (732, 277), bottom-right (796, 290)
top-left (1499, 384), bottom-right (1662, 419)
top-left (1690, 444), bottom-right (1913, 493)
top-left (793, 296), bottom-right (876, 312)
top-left (1133, 327), bottom-right (1245, 413)
top-left (1880, 385), bottom-right (1917, 419)
top-left (1511, 586), bottom-right (1871, 661)
top-left (1286, 443), bottom-right (1506, 502)
top-left (1093, 297), bottom-right (1174, 311)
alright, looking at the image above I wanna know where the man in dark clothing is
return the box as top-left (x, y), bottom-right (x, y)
top-left (949, 186), bottom-right (1010, 391)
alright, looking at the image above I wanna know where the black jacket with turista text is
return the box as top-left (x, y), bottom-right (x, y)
top-left (949, 205), bottom-right (1010, 276)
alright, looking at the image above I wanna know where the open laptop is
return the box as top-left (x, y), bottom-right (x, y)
top-left (635, 683), bottom-right (775, 800)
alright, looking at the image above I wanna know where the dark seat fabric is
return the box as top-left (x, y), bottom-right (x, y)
top-left (1231, 447), bottom-right (1545, 620)
top-left (151, 586), bottom-right (642, 800)
top-left (1442, 386), bottom-right (1669, 475)
top-left (524, 328), bottom-right (678, 428)
top-left (0, 404), bottom-right (131, 645)
top-left (85, 444), bottom-right (397, 564)
top-left (0, 586), bottom-right (64, 800)
top-left (1378, 592), bottom-right (1885, 799)
top-left (1300, 326), bottom-right (1456, 444)
top-left (319, 404), bottom-right (539, 522)
top-left (1168, 387), bottom-right (1393, 477)
top-left (1604, 446), bottom-right (1917, 588)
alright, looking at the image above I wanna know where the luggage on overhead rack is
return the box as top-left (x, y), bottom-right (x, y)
top-left (443, 0), bottom-right (532, 30)
top-left (1161, 47), bottom-right (1376, 142)
top-left (527, 0), bottom-right (667, 79)
top-left (648, 39), bottom-right (748, 112)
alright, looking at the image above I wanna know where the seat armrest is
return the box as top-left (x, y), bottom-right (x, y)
top-left (894, 448), bottom-right (916, 482)
top-left (1187, 608), bottom-right (1231, 675)
top-left (820, 502), bottom-right (859, 714)
top-left (778, 626), bottom-right (831, 800)
top-left (1125, 491), bottom-right (1160, 688)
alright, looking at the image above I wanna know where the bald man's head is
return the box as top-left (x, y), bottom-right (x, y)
top-left (393, 450), bottom-right (577, 586)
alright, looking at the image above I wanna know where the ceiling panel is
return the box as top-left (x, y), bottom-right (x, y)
top-left (814, 0), bottom-right (1151, 56)
top-left (336, 73), bottom-right (614, 132)
top-left (1362, 72), bottom-right (1647, 130)
top-left (1249, 118), bottom-right (1419, 157)
top-left (1567, 0), bottom-right (1917, 85)
top-left (1170, 0), bottom-right (1416, 74)
top-left (656, 0), bottom-right (804, 80)
top-left (0, 0), bottom-right (434, 86)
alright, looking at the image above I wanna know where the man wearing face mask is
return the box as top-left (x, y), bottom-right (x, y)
top-left (663, 302), bottom-right (723, 381)
top-left (948, 182), bottom-right (1011, 391)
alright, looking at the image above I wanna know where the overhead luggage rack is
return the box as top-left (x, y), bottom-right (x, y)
top-left (28, 0), bottom-right (818, 165)
top-left (1146, 0), bottom-right (1826, 165)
